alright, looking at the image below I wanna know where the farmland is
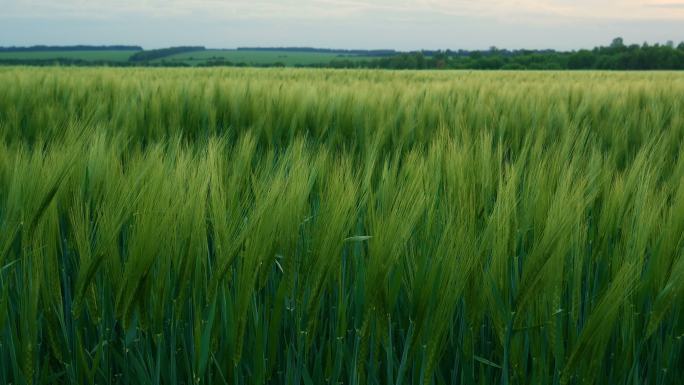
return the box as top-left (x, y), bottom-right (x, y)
top-left (155, 49), bottom-right (379, 66)
top-left (0, 47), bottom-right (381, 67)
top-left (0, 50), bottom-right (139, 62)
top-left (0, 67), bottom-right (683, 385)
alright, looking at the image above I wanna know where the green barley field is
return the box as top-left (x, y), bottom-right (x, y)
top-left (0, 67), bottom-right (683, 385)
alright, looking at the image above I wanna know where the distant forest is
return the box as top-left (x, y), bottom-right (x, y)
top-left (322, 38), bottom-right (684, 70)
top-left (1, 39), bottom-right (684, 70)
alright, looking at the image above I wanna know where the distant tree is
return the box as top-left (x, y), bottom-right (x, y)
top-left (475, 56), bottom-right (504, 69)
top-left (415, 52), bottom-right (426, 69)
top-left (501, 63), bottom-right (524, 70)
top-left (567, 50), bottom-right (596, 69)
top-left (431, 51), bottom-right (448, 69)
top-left (611, 37), bottom-right (625, 48)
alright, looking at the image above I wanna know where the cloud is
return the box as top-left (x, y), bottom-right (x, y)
top-left (2, 0), bottom-right (682, 21)
top-left (647, 2), bottom-right (684, 8)
top-left (2, 0), bottom-right (683, 29)
top-left (2, 0), bottom-right (683, 50)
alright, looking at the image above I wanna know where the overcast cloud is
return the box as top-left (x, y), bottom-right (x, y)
top-left (1, 0), bottom-right (683, 50)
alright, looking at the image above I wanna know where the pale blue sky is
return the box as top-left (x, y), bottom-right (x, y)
top-left (2, 1), bottom-right (683, 50)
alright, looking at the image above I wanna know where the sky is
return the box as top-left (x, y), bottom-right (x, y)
top-left (1, 0), bottom-right (684, 50)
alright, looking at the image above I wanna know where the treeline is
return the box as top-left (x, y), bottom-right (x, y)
top-left (128, 46), bottom-right (205, 62)
top-left (322, 39), bottom-right (684, 70)
top-left (236, 47), bottom-right (397, 56)
top-left (0, 45), bottom-right (142, 52)
top-left (2, 38), bottom-right (684, 70)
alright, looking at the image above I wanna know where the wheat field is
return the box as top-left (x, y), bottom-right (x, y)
top-left (0, 67), bottom-right (683, 384)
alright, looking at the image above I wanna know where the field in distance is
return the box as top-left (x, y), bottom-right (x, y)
top-left (0, 50), bottom-right (139, 62)
top-left (0, 48), bottom-right (379, 66)
top-left (153, 49), bottom-right (379, 66)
